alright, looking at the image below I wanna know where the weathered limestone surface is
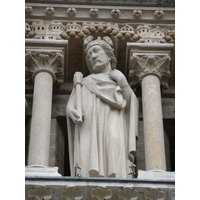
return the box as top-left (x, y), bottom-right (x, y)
top-left (142, 75), bottom-right (166, 171)
top-left (138, 170), bottom-right (175, 180)
top-left (49, 119), bottom-right (57, 167)
top-left (28, 72), bottom-right (53, 166)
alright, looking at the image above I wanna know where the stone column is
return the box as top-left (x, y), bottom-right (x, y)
top-left (130, 53), bottom-right (171, 171)
top-left (25, 49), bottom-right (64, 166)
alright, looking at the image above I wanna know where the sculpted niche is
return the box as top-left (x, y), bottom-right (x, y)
top-left (66, 36), bottom-right (138, 178)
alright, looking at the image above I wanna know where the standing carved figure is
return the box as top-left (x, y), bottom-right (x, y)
top-left (66, 36), bottom-right (138, 178)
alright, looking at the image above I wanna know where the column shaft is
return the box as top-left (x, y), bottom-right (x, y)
top-left (28, 72), bottom-right (53, 166)
top-left (142, 75), bottom-right (166, 171)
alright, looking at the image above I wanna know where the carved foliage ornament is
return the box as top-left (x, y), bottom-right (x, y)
top-left (133, 10), bottom-right (142, 19)
top-left (129, 53), bottom-right (171, 89)
top-left (45, 7), bottom-right (55, 15)
top-left (91, 186), bottom-right (112, 200)
top-left (60, 186), bottom-right (83, 200)
top-left (111, 9), bottom-right (121, 17)
top-left (28, 185), bottom-right (52, 200)
top-left (67, 8), bottom-right (77, 16)
top-left (89, 8), bottom-right (99, 17)
top-left (25, 6), bottom-right (33, 14)
top-left (117, 186), bottom-right (139, 200)
top-left (154, 10), bottom-right (164, 19)
top-left (25, 50), bottom-right (64, 84)
top-left (144, 188), bottom-right (165, 200)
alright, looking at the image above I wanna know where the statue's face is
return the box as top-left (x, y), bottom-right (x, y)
top-left (86, 45), bottom-right (110, 73)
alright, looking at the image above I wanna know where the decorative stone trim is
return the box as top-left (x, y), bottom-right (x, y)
top-left (25, 4), bottom-right (174, 24)
top-left (117, 186), bottom-right (139, 200)
top-left (111, 9), bottom-right (121, 18)
top-left (133, 10), bottom-right (142, 19)
top-left (67, 7), bottom-right (77, 16)
top-left (45, 7), bottom-right (55, 15)
top-left (154, 10), bottom-right (164, 19)
top-left (25, 177), bottom-right (175, 200)
top-left (166, 30), bottom-right (175, 43)
top-left (129, 53), bottom-right (171, 89)
top-left (25, 21), bottom-right (46, 39)
top-left (48, 22), bottom-right (65, 40)
top-left (60, 186), bottom-right (83, 200)
top-left (144, 188), bottom-right (165, 200)
top-left (25, 6), bottom-right (33, 14)
top-left (28, 185), bottom-right (52, 200)
top-left (25, 20), bottom-right (174, 43)
top-left (89, 8), bottom-right (99, 17)
top-left (25, 49), bottom-right (64, 84)
top-left (90, 186), bottom-right (112, 200)
top-left (25, 22), bottom-right (31, 38)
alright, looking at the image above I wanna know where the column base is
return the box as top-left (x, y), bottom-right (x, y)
top-left (137, 170), bottom-right (175, 180)
top-left (25, 164), bottom-right (62, 177)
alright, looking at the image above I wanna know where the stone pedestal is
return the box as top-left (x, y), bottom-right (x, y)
top-left (25, 165), bottom-right (61, 177)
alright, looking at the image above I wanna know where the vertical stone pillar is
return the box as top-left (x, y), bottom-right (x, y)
top-left (28, 72), bottom-right (53, 166)
top-left (25, 49), bottom-right (64, 167)
top-left (141, 75), bottom-right (166, 170)
top-left (130, 53), bottom-right (171, 171)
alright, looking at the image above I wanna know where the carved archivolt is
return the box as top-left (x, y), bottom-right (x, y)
top-left (117, 186), bottom-right (139, 200)
top-left (60, 186), bottom-right (83, 200)
top-left (90, 186), bottom-right (112, 200)
top-left (25, 20), bottom-right (175, 44)
top-left (144, 188), bottom-right (165, 200)
top-left (28, 185), bottom-right (52, 200)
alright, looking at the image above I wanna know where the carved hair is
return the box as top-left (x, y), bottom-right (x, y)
top-left (84, 36), bottom-right (117, 73)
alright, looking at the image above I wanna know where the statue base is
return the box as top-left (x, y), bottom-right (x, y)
top-left (137, 170), bottom-right (175, 180)
top-left (25, 164), bottom-right (61, 177)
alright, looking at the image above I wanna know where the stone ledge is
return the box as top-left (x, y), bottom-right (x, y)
top-left (25, 176), bottom-right (175, 200)
top-left (25, 3), bottom-right (175, 24)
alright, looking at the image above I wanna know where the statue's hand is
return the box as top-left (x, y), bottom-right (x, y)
top-left (67, 105), bottom-right (81, 123)
top-left (110, 69), bottom-right (129, 88)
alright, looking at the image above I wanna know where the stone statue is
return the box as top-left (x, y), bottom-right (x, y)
top-left (66, 36), bottom-right (138, 178)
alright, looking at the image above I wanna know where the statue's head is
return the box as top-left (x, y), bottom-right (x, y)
top-left (84, 36), bottom-right (117, 74)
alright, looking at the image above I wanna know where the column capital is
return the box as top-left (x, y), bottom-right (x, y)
top-left (25, 48), bottom-right (64, 84)
top-left (129, 53), bottom-right (171, 89)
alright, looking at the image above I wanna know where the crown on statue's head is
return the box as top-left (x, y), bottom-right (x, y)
top-left (84, 36), bottom-right (113, 53)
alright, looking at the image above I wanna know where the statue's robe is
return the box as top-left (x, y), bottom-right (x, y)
top-left (67, 73), bottom-right (139, 178)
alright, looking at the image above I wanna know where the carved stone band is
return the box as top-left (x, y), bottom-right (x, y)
top-left (129, 53), bottom-right (171, 89)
